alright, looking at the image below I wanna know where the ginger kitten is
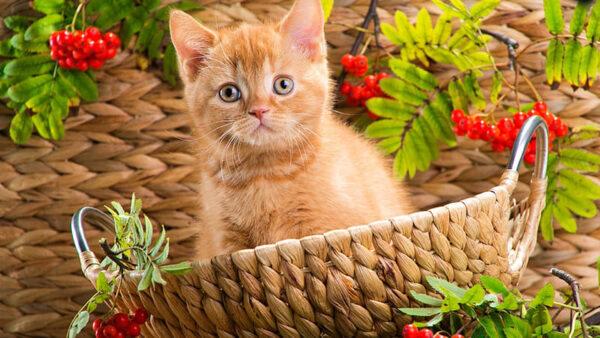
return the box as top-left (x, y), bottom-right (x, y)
top-left (169, 0), bottom-right (412, 259)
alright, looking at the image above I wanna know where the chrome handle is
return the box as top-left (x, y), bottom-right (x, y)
top-left (71, 207), bottom-right (114, 256)
top-left (507, 115), bottom-right (549, 179)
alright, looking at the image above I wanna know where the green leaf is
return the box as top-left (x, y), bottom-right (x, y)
top-left (377, 137), bottom-right (402, 155)
top-left (480, 275), bottom-right (509, 296)
top-left (559, 169), bottom-right (600, 199)
top-left (154, 238), bottom-right (169, 264)
top-left (24, 14), bottom-right (63, 41)
top-left (7, 74), bottom-right (52, 103)
top-left (397, 307), bottom-right (442, 316)
top-left (426, 276), bottom-right (467, 299)
top-left (441, 294), bottom-right (461, 312)
top-left (87, 0), bottom-right (111, 15)
top-left (380, 23), bottom-right (404, 46)
top-left (587, 47), bottom-right (599, 87)
top-left (136, 19), bottom-right (159, 52)
top-left (463, 73), bottom-right (486, 111)
top-left (527, 306), bottom-right (552, 335)
top-left (163, 44), bottom-right (178, 86)
top-left (560, 148), bottom-right (600, 171)
top-left (120, 7), bottom-right (149, 48)
top-left (152, 263), bottom-right (167, 284)
top-left (432, 13), bottom-right (453, 45)
top-left (55, 75), bottom-right (77, 99)
top-left (321, 0), bottom-right (333, 22)
top-left (59, 68), bottom-right (98, 102)
top-left (448, 0), bottom-right (469, 17)
top-left (365, 119), bottom-right (406, 138)
top-left (531, 283), bottom-right (555, 308)
top-left (143, 0), bottom-right (161, 10)
top-left (540, 204), bottom-right (554, 242)
top-left (86, 301), bottom-right (98, 313)
top-left (9, 109), bottom-right (33, 144)
top-left (426, 313), bottom-right (443, 327)
top-left (423, 104), bottom-right (456, 146)
top-left (33, 0), bottom-right (64, 14)
top-left (4, 54), bottom-right (54, 77)
top-left (410, 290), bottom-right (443, 306)
top-left (571, 1), bottom-right (591, 36)
top-left (147, 30), bottom-right (165, 61)
top-left (150, 226), bottom-right (166, 257)
top-left (394, 11), bottom-right (417, 46)
top-left (94, 0), bottom-right (135, 30)
top-left (404, 128), bottom-right (428, 172)
top-left (415, 116), bottom-right (439, 163)
top-left (588, 1), bottom-right (600, 42)
top-left (564, 38), bottom-right (582, 87)
top-left (557, 188), bottom-right (597, 218)
top-left (432, 0), bottom-right (466, 19)
top-left (96, 272), bottom-right (111, 293)
top-left (10, 33), bottom-right (50, 53)
top-left (543, 0), bottom-right (564, 35)
top-left (553, 204), bottom-right (577, 233)
top-left (144, 215), bottom-right (153, 250)
top-left (389, 59), bottom-right (437, 91)
top-left (378, 78), bottom-right (427, 106)
top-left (393, 150), bottom-right (409, 178)
top-left (365, 97), bottom-right (415, 120)
top-left (448, 79), bottom-right (469, 112)
top-left (459, 284), bottom-right (485, 305)
top-left (579, 44), bottom-right (594, 87)
top-left (477, 316), bottom-right (501, 338)
top-left (546, 39), bottom-right (560, 85)
top-left (138, 264), bottom-right (154, 291)
top-left (160, 261), bottom-right (192, 275)
top-left (4, 16), bottom-right (34, 32)
top-left (48, 96), bottom-right (66, 139)
top-left (415, 9), bottom-right (433, 47)
top-left (497, 292), bottom-right (519, 310)
top-left (470, 0), bottom-right (500, 20)
top-left (483, 293), bottom-right (499, 307)
top-left (490, 71), bottom-right (502, 104)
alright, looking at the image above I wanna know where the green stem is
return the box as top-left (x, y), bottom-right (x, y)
top-left (65, 291), bottom-right (101, 338)
top-left (70, 2), bottom-right (84, 31)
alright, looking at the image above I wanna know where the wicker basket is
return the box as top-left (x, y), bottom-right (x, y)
top-left (72, 117), bottom-right (549, 337)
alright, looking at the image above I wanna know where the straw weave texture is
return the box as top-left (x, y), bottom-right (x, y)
top-left (0, 0), bottom-right (598, 336)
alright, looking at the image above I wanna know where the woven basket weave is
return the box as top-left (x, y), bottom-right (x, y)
top-left (72, 116), bottom-right (550, 337)
top-left (0, 0), bottom-right (599, 336)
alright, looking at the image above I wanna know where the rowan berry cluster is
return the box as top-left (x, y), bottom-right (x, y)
top-left (402, 324), bottom-right (465, 338)
top-left (49, 27), bottom-right (120, 71)
top-left (341, 54), bottom-right (369, 77)
top-left (451, 101), bottom-right (568, 165)
top-left (340, 53), bottom-right (390, 119)
top-left (92, 307), bottom-right (147, 338)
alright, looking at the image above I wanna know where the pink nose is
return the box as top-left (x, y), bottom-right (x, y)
top-left (249, 107), bottom-right (269, 120)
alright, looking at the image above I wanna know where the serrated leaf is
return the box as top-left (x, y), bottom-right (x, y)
top-left (432, 13), bottom-right (452, 45)
top-left (394, 11), bottom-right (417, 46)
top-left (543, 0), bottom-right (564, 35)
top-left (94, 0), bottom-right (135, 30)
top-left (365, 119), bottom-right (406, 138)
top-left (531, 283), bottom-right (555, 308)
top-left (447, 80), bottom-right (469, 112)
top-left (33, 0), bottom-right (64, 14)
top-left (378, 78), bottom-right (427, 106)
top-left (150, 226), bottom-right (166, 257)
top-left (480, 275), bottom-right (509, 296)
top-left (136, 19), bottom-right (159, 52)
top-left (377, 136), bottom-right (402, 155)
top-left (24, 14), bottom-right (63, 41)
top-left (163, 44), bottom-right (178, 86)
top-left (557, 188), bottom-right (597, 218)
top-left (380, 23), bottom-right (404, 46)
top-left (571, 1), bottom-right (591, 36)
top-left (398, 307), bottom-right (442, 316)
top-left (483, 293), bottom-right (499, 307)
top-left (4, 16), bottom-right (34, 32)
top-left (9, 109), bottom-right (33, 144)
top-left (410, 290), bottom-right (443, 306)
top-left (144, 215), bottom-right (153, 250)
top-left (154, 238), bottom-right (169, 264)
top-left (426, 276), bottom-right (467, 298)
top-left (448, 0), bottom-right (469, 16)
top-left (415, 116), bottom-right (439, 163)
top-left (559, 169), bottom-right (600, 199)
top-left (321, 0), bottom-right (333, 22)
top-left (404, 128), bottom-right (428, 172)
top-left (59, 68), bottom-right (98, 102)
top-left (48, 97), bottom-right (65, 140)
top-left (497, 292), bottom-right (519, 310)
top-left (579, 44), bottom-right (594, 87)
top-left (7, 74), bottom-right (52, 103)
top-left (160, 261), bottom-right (192, 275)
top-left (415, 9), bottom-right (433, 47)
top-left (10, 33), bottom-right (49, 53)
top-left (147, 29), bottom-right (165, 61)
top-left (432, 0), bottom-right (465, 19)
top-left (366, 97), bottom-right (416, 120)
top-left (560, 148), bottom-right (600, 171)
top-left (441, 293), bottom-right (461, 312)
top-left (389, 59), bottom-right (437, 91)
top-left (96, 272), bottom-right (111, 293)
top-left (87, 0), bottom-right (111, 14)
top-left (120, 7), bottom-right (149, 48)
top-left (490, 71), bottom-right (502, 104)
top-left (464, 73), bottom-right (486, 111)
top-left (527, 306), bottom-right (553, 335)
top-left (588, 1), bottom-right (600, 42)
top-left (553, 204), bottom-right (577, 233)
top-left (471, 0), bottom-right (500, 20)
top-left (393, 150), bottom-right (408, 178)
top-left (138, 264), bottom-right (154, 291)
top-left (546, 39), bottom-right (559, 85)
top-left (152, 263), bottom-right (167, 284)
top-left (477, 316), bottom-right (502, 338)
top-left (4, 54), bottom-right (54, 77)
top-left (564, 38), bottom-right (582, 87)
top-left (423, 104), bottom-right (456, 146)
top-left (459, 284), bottom-right (485, 305)
top-left (540, 204), bottom-right (554, 242)
top-left (588, 47), bottom-right (599, 87)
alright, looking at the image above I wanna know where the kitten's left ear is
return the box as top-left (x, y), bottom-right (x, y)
top-left (279, 0), bottom-right (325, 59)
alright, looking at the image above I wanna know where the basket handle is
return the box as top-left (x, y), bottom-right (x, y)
top-left (507, 115), bottom-right (549, 179)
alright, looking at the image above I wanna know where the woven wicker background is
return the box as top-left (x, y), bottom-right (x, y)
top-left (0, 0), bottom-right (599, 336)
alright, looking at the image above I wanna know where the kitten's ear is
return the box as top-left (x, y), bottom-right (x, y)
top-left (169, 10), bottom-right (216, 82)
top-left (279, 0), bottom-right (325, 59)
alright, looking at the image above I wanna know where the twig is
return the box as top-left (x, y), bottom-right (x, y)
top-left (99, 238), bottom-right (135, 271)
top-left (481, 29), bottom-right (519, 70)
top-left (334, 0), bottom-right (379, 95)
top-left (552, 268), bottom-right (588, 338)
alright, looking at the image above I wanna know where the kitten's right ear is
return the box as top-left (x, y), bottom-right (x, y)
top-left (169, 10), bottom-right (216, 82)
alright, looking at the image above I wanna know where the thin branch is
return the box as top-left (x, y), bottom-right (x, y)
top-left (552, 268), bottom-right (588, 338)
top-left (481, 29), bottom-right (519, 70)
top-left (99, 238), bottom-right (135, 271)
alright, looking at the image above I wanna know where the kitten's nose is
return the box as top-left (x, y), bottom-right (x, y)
top-left (249, 107), bottom-right (269, 121)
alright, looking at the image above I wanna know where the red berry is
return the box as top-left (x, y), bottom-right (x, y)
top-left (418, 329), bottom-right (434, 338)
top-left (485, 125), bottom-right (501, 141)
top-left (75, 59), bottom-right (88, 71)
top-left (533, 101), bottom-right (547, 114)
top-left (72, 49), bottom-right (86, 60)
top-left (50, 50), bottom-right (59, 60)
top-left (548, 130), bottom-right (556, 141)
top-left (377, 72), bottom-right (389, 80)
top-left (454, 125), bottom-right (466, 136)
top-left (103, 325), bottom-right (117, 337)
top-left (366, 111), bottom-right (378, 120)
top-left (56, 31), bottom-right (73, 47)
top-left (112, 313), bottom-right (129, 330)
top-left (451, 109), bottom-right (465, 123)
top-left (353, 54), bottom-right (368, 68)
top-left (513, 111), bottom-right (527, 128)
top-left (526, 109), bottom-right (537, 118)
top-left (104, 32), bottom-right (121, 48)
top-left (541, 111), bottom-right (553, 125)
top-left (340, 82), bottom-right (352, 95)
top-left (497, 117), bottom-right (514, 133)
top-left (403, 324), bottom-right (419, 338)
top-left (126, 322), bottom-right (141, 337)
top-left (85, 26), bottom-right (102, 40)
top-left (524, 152), bottom-right (536, 165)
top-left (83, 38), bottom-right (97, 55)
top-left (364, 75), bottom-right (377, 88)
top-left (361, 88), bottom-right (375, 100)
top-left (93, 318), bottom-right (103, 331)
top-left (341, 54), bottom-right (354, 67)
top-left (467, 129), bottom-right (481, 140)
top-left (457, 116), bottom-right (473, 132)
top-left (132, 307), bottom-right (148, 324)
top-left (472, 119), bottom-right (488, 135)
top-left (114, 332), bottom-right (125, 338)
top-left (65, 57), bottom-right (75, 69)
top-left (492, 142), bottom-right (505, 153)
top-left (556, 122), bottom-right (568, 137)
top-left (105, 47), bottom-right (117, 59)
top-left (95, 328), bottom-right (105, 338)
top-left (346, 96), bottom-right (360, 106)
top-left (89, 58), bottom-right (104, 69)
top-left (452, 335), bottom-right (465, 338)
top-left (73, 31), bottom-right (85, 49)
top-left (550, 116), bottom-right (561, 131)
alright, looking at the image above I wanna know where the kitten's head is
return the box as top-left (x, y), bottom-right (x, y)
top-left (169, 0), bottom-right (328, 152)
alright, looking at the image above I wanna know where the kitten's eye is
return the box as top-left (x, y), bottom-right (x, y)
top-left (273, 76), bottom-right (294, 95)
top-left (218, 84), bottom-right (241, 102)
